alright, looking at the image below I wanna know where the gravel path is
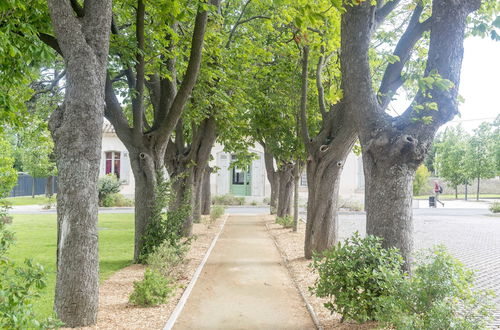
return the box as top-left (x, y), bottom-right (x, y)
top-left (173, 215), bottom-right (314, 329)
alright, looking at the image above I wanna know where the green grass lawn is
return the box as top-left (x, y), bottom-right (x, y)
top-left (414, 194), bottom-right (500, 200)
top-left (5, 195), bottom-right (55, 206)
top-left (7, 213), bottom-right (134, 319)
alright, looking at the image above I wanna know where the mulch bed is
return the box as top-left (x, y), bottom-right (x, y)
top-left (265, 216), bottom-right (376, 330)
top-left (71, 216), bottom-right (226, 330)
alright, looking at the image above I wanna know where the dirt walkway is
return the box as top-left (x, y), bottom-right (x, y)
top-left (173, 215), bottom-right (314, 330)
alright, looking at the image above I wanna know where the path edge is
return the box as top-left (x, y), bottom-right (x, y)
top-left (163, 214), bottom-right (229, 330)
top-left (265, 221), bottom-right (323, 330)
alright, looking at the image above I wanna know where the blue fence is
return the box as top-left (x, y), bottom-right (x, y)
top-left (9, 173), bottom-right (57, 197)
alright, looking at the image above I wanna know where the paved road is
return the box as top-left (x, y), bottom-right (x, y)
top-left (173, 215), bottom-right (314, 329)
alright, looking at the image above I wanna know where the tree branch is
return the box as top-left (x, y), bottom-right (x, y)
top-left (105, 75), bottom-right (135, 146)
top-left (374, 0), bottom-right (402, 30)
top-left (378, 5), bottom-right (430, 110)
top-left (132, 0), bottom-right (145, 137)
top-left (299, 46), bottom-right (312, 154)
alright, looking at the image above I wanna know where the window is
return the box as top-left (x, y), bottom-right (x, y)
top-left (300, 172), bottom-right (307, 187)
top-left (232, 167), bottom-right (245, 185)
top-left (105, 151), bottom-right (121, 178)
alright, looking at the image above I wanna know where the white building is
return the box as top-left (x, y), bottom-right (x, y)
top-left (100, 122), bottom-right (365, 201)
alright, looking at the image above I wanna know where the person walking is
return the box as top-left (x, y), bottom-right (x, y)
top-left (434, 180), bottom-right (444, 207)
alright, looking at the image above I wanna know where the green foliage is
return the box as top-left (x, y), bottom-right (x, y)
top-left (212, 194), bottom-right (245, 205)
top-left (0, 134), bottom-right (18, 198)
top-left (139, 173), bottom-right (191, 263)
top-left (310, 233), bottom-right (404, 323)
top-left (102, 193), bottom-right (134, 207)
top-left (146, 240), bottom-right (189, 280)
top-left (275, 215), bottom-right (294, 228)
top-left (97, 175), bottom-right (122, 207)
top-left (209, 205), bottom-right (225, 225)
top-left (413, 164), bottom-right (431, 196)
top-left (0, 215), bottom-right (61, 328)
top-left (129, 269), bottom-right (175, 307)
top-left (376, 246), bottom-right (495, 329)
top-left (490, 201), bottom-right (500, 213)
top-left (464, 122), bottom-right (497, 185)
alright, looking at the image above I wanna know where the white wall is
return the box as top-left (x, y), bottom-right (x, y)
top-left (100, 133), bottom-right (135, 197)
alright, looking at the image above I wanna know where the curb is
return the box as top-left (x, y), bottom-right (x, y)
top-left (265, 221), bottom-right (323, 330)
top-left (163, 214), bottom-right (229, 330)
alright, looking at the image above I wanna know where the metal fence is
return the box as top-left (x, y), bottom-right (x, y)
top-left (9, 173), bottom-right (57, 197)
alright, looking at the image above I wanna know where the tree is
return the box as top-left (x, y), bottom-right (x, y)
top-left (46, 0), bottom-right (112, 326)
top-left (434, 126), bottom-right (470, 199)
top-left (464, 122), bottom-right (496, 200)
top-left (341, 0), bottom-right (486, 265)
top-left (412, 164), bottom-right (430, 196)
top-left (0, 133), bottom-right (17, 198)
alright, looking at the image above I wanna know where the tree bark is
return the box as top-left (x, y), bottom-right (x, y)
top-left (465, 182), bottom-right (468, 200)
top-left (32, 176), bottom-right (35, 198)
top-left (304, 156), bottom-right (347, 259)
top-left (276, 164), bottom-right (294, 218)
top-left (455, 185), bottom-right (458, 199)
top-left (166, 117), bottom-right (216, 236)
top-left (263, 145), bottom-right (279, 214)
top-left (476, 176), bottom-right (480, 201)
top-left (47, 0), bottom-right (112, 326)
top-left (363, 151), bottom-right (416, 265)
top-left (45, 175), bottom-right (54, 198)
top-left (201, 165), bottom-right (212, 215)
top-left (293, 163), bottom-right (300, 232)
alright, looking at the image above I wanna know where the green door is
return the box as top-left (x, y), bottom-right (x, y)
top-left (230, 164), bottom-right (251, 196)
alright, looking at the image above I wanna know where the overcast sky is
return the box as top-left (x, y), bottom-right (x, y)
top-left (449, 37), bottom-right (500, 132)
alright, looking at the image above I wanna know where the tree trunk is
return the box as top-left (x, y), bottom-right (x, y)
top-left (455, 185), bottom-right (458, 199)
top-left (293, 164), bottom-right (300, 232)
top-left (129, 152), bottom-right (157, 261)
top-left (277, 165), bottom-right (294, 218)
top-left (476, 176), bottom-right (480, 201)
top-left (45, 175), bottom-right (54, 198)
top-left (363, 152), bottom-right (416, 268)
top-left (32, 176), bottom-right (35, 198)
top-left (201, 166), bottom-right (212, 215)
top-left (192, 175), bottom-right (203, 223)
top-left (263, 147), bottom-right (279, 214)
top-left (47, 1), bottom-right (112, 325)
top-left (304, 159), bottom-right (343, 259)
top-left (465, 182), bottom-right (468, 200)
top-left (170, 167), bottom-right (196, 236)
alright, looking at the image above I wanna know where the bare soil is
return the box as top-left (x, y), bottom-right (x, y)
top-left (266, 216), bottom-right (376, 330)
top-left (71, 216), bottom-right (225, 330)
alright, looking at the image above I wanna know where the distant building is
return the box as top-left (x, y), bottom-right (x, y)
top-left (100, 121), bottom-right (365, 201)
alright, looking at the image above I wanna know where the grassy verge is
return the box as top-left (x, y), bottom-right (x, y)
top-left (7, 213), bottom-right (134, 319)
top-left (4, 195), bottom-right (55, 206)
top-left (414, 194), bottom-right (500, 200)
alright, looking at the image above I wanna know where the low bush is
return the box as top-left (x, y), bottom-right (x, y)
top-left (208, 205), bottom-right (225, 226)
top-left (97, 174), bottom-right (122, 206)
top-left (310, 232), bottom-right (404, 323)
top-left (102, 193), bottom-right (134, 207)
top-left (263, 197), bottom-right (270, 205)
top-left (146, 241), bottom-right (189, 280)
top-left (276, 215), bottom-right (294, 229)
top-left (376, 246), bottom-right (495, 329)
top-left (212, 194), bottom-right (245, 205)
top-left (490, 201), bottom-right (500, 213)
top-left (129, 269), bottom-right (175, 307)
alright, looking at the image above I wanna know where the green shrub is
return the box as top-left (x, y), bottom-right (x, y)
top-left (276, 215), bottom-right (294, 228)
top-left (97, 174), bottom-right (122, 206)
top-left (413, 164), bottom-right (431, 196)
top-left (263, 197), bottom-right (270, 205)
top-left (129, 269), bottom-right (175, 307)
top-left (212, 194), bottom-right (245, 205)
top-left (310, 232), bottom-right (404, 323)
top-left (102, 193), bottom-right (134, 207)
top-left (490, 201), bottom-right (500, 213)
top-left (139, 173), bottom-right (191, 263)
top-left (210, 205), bottom-right (225, 223)
top-left (146, 241), bottom-right (189, 279)
top-left (376, 246), bottom-right (495, 329)
top-left (0, 208), bottom-right (61, 328)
